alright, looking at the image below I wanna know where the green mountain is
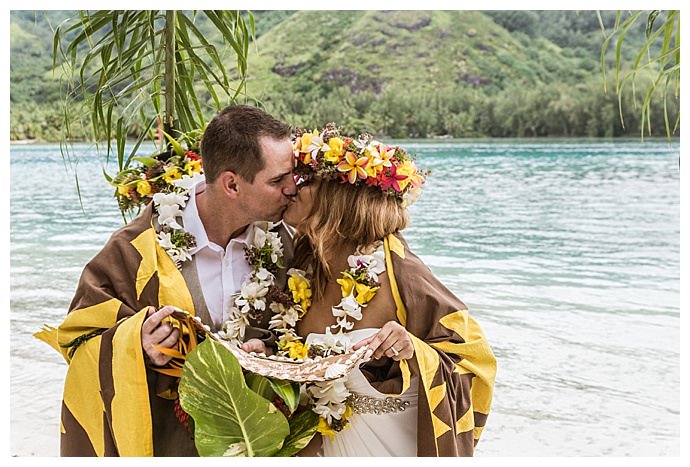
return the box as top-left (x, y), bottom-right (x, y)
top-left (9, 10), bottom-right (677, 140)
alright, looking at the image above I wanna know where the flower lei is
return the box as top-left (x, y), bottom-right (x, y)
top-left (152, 173), bottom-right (205, 268)
top-left (293, 123), bottom-right (428, 207)
top-left (153, 200), bottom-right (386, 439)
top-left (112, 128), bottom-right (204, 215)
top-left (302, 243), bottom-right (386, 438)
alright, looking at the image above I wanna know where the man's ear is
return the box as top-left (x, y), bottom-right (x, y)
top-left (219, 171), bottom-right (241, 198)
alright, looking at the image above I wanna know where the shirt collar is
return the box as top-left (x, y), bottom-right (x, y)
top-left (182, 182), bottom-right (255, 254)
top-left (181, 181), bottom-right (209, 255)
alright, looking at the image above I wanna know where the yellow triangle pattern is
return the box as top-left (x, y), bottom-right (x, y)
top-left (131, 227), bottom-right (158, 301)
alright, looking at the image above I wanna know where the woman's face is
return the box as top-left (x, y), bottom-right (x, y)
top-left (283, 178), bottom-right (319, 230)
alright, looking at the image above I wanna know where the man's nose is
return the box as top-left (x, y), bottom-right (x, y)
top-left (283, 175), bottom-right (298, 197)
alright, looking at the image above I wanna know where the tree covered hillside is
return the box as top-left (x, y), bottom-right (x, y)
top-left (10, 10), bottom-right (678, 141)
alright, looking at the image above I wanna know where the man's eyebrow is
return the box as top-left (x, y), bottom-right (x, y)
top-left (272, 170), bottom-right (292, 180)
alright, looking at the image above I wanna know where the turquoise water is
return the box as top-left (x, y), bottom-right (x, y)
top-left (10, 140), bottom-right (680, 456)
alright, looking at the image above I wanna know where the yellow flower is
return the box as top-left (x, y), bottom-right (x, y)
top-left (336, 274), bottom-right (356, 297)
top-left (299, 130), bottom-right (318, 152)
top-left (163, 166), bottom-right (182, 184)
top-left (136, 180), bottom-right (152, 196)
top-left (117, 184), bottom-right (131, 198)
top-left (354, 282), bottom-right (378, 304)
top-left (184, 159), bottom-right (202, 175)
top-left (317, 418), bottom-right (336, 440)
top-left (288, 274), bottom-right (312, 313)
top-left (337, 273), bottom-right (378, 304)
top-left (298, 130), bottom-right (320, 164)
top-left (323, 137), bottom-right (344, 163)
top-left (284, 340), bottom-right (309, 360)
top-left (363, 158), bottom-right (378, 178)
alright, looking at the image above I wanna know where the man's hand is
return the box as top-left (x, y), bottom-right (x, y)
top-left (241, 338), bottom-right (267, 354)
top-left (352, 321), bottom-right (414, 361)
top-left (141, 306), bottom-right (180, 366)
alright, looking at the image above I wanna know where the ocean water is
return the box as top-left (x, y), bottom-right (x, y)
top-left (9, 140), bottom-right (680, 456)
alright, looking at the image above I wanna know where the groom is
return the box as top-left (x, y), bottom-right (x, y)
top-left (41, 105), bottom-right (297, 456)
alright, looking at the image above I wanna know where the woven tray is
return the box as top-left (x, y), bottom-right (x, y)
top-left (172, 310), bottom-right (369, 383)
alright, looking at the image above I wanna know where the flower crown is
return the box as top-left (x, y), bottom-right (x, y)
top-left (292, 123), bottom-right (428, 206)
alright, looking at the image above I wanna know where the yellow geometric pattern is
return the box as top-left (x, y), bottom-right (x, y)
top-left (131, 226), bottom-right (195, 315)
top-left (62, 335), bottom-right (106, 456)
top-left (110, 308), bottom-right (154, 456)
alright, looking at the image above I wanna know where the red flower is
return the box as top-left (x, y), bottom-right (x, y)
top-left (379, 164), bottom-right (408, 192)
top-left (185, 151), bottom-right (200, 161)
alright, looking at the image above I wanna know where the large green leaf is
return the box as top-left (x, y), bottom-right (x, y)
top-left (275, 409), bottom-right (320, 457)
top-left (178, 339), bottom-right (290, 457)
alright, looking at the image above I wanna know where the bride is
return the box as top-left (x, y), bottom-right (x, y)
top-left (282, 126), bottom-right (497, 457)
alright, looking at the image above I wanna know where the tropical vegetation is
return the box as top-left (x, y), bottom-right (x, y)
top-left (10, 10), bottom-right (679, 142)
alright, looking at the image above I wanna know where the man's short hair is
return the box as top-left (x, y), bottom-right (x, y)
top-left (200, 105), bottom-right (291, 183)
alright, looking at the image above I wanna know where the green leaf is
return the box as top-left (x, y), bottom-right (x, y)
top-left (244, 373), bottom-right (276, 401)
top-left (162, 130), bottom-right (187, 157)
top-left (275, 409), bottom-right (320, 457)
top-left (268, 379), bottom-right (301, 414)
top-left (132, 156), bottom-right (159, 168)
top-left (178, 339), bottom-right (290, 457)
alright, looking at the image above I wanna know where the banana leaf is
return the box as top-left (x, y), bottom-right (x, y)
top-left (178, 339), bottom-right (290, 456)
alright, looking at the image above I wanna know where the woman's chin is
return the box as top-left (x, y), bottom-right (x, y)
top-left (282, 208), bottom-right (297, 228)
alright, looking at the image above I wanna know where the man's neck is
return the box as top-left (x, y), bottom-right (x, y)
top-left (196, 188), bottom-right (248, 249)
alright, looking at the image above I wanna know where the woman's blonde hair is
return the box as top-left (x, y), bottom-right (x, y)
top-left (292, 179), bottom-right (408, 299)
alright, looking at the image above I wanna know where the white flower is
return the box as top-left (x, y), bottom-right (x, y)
top-left (307, 378), bottom-right (350, 424)
top-left (223, 307), bottom-right (250, 343)
top-left (307, 327), bottom-right (349, 353)
top-left (255, 268), bottom-right (273, 282)
top-left (268, 303), bottom-right (299, 330)
top-left (332, 294), bottom-right (362, 321)
top-left (253, 227), bottom-right (268, 249)
top-left (153, 192), bottom-right (187, 229)
top-left (309, 379), bottom-right (349, 406)
top-left (157, 231), bottom-right (174, 249)
top-left (335, 315), bottom-right (354, 331)
top-left (153, 191), bottom-right (188, 208)
top-left (172, 172), bottom-right (205, 190)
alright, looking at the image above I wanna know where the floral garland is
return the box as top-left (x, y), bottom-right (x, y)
top-left (111, 128), bottom-right (204, 215)
top-left (218, 226), bottom-right (310, 357)
top-left (302, 242), bottom-right (386, 438)
top-left (293, 123), bottom-right (429, 207)
top-left (151, 187), bottom-right (386, 439)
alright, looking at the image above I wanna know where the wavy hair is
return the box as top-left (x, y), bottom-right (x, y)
top-left (292, 179), bottom-right (408, 299)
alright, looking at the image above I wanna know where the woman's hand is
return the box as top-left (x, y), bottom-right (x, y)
top-left (352, 321), bottom-right (414, 361)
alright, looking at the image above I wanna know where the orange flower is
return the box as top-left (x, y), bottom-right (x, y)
top-left (337, 151), bottom-right (369, 184)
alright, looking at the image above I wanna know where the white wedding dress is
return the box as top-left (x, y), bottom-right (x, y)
top-left (306, 328), bottom-right (419, 457)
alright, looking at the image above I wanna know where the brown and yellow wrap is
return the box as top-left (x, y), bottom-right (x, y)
top-left (376, 232), bottom-right (497, 456)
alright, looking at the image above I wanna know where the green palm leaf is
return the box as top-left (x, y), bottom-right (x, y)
top-left (54, 9), bottom-right (254, 206)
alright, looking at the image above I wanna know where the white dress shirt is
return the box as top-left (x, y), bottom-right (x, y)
top-left (182, 182), bottom-right (254, 329)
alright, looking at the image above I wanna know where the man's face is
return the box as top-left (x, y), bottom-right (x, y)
top-left (237, 135), bottom-right (297, 223)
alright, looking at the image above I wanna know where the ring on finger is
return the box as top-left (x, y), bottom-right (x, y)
top-left (388, 345), bottom-right (399, 357)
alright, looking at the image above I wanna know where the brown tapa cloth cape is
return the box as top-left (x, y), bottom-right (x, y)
top-left (35, 202), bottom-right (290, 456)
top-left (361, 233), bottom-right (496, 456)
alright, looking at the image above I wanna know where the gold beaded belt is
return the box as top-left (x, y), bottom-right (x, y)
top-left (347, 394), bottom-right (411, 415)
